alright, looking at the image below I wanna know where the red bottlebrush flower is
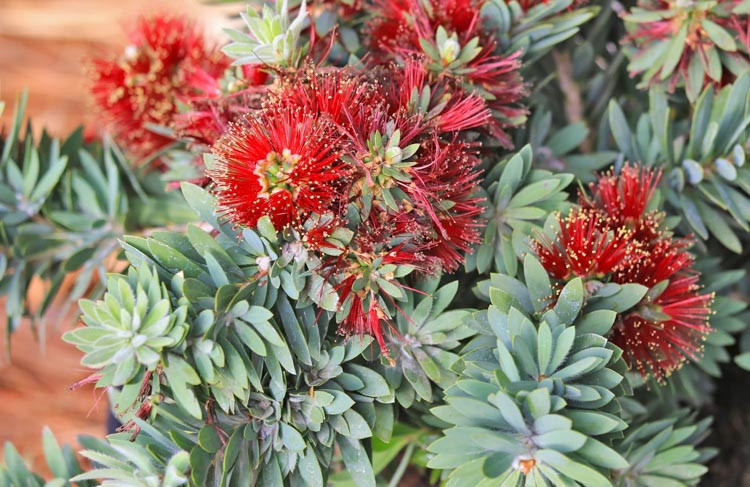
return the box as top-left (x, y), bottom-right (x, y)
top-left (270, 67), bottom-right (384, 134)
top-left (175, 88), bottom-right (265, 148)
top-left (581, 164), bottom-right (663, 242)
top-left (614, 238), bottom-right (694, 289)
top-left (172, 65), bottom-right (271, 183)
top-left (366, 0), bottom-right (414, 54)
top-left (407, 138), bottom-right (484, 271)
top-left (242, 65), bottom-right (271, 86)
top-left (534, 209), bottom-right (643, 280)
top-left (535, 162), bottom-right (712, 380)
top-left (209, 62), bottom-right (488, 355)
top-left (386, 58), bottom-right (491, 135)
top-left (367, 0), bottom-right (527, 146)
top-left (337, 271), bottom-right (391, 352)
top-left (610, 238), bottom-right (713, 380)
top-left (623, 0), bottom-right (750, 94)
top-left (90, 13), bottom-right (229, 159)
top-left (368, 0), bottom-right (478, 53)
top-left (210, 109), bottom-right (348, 229)
top-left (341, 293), bottom-right (389, 353)
top-left (424, 216), bottom-right (482, 272)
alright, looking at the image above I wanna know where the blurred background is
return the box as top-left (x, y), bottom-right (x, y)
top-left (0, 0), bottom-right (230, 474)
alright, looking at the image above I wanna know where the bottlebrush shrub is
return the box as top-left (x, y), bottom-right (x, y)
top-left (64, 184), bottom-right (406, 484)
top-left (5, 0), bottom-right (750, 485)
top-left (429, 275), bottom-right (631, 485)
top-left (0, 95), bottom-right (195, 337)
top-left (1, 428), bottom-right (91, 487)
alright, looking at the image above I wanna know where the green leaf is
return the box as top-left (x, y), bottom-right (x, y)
top-left (298, 446), bottom-right (324, 487)
top-left (345, 364), bottom-right (390, 397)
top-left (198, 426), bottom-right (221, 453)
top-left (699, 201), bottom-right (742, 253)
top-left (701, 19), bottom-right (736, 51)
top-left (181, 182), bottom-right (218, 226)
top-left (524, 254), bottom-right (553, 313)
top-left (589, 283), bottom-right (648, 312)
top-left (535, 449), bottom-right (610, 486)
top-left (343, 409), bottom-right (373, 439)
top-left (277, 294), bottom-right (312, 366)
top-left (308, 274), bottom-right (338, 311)
top-left (41, 427), bottom-right (69, 480)
top-left (577, 438), bottom-right (629, 469)
top-left (257, 216), bottom-right (277, 242)
top-left (660, 24), bottom-right (688, 80)
top-left (537, 321), bottom-right (553, 376)
top-left (235, 321), bottom-right (267, 356)
top-left (735, 352), bottom-right (750, 370)
top-left (609, 101), bottom-right (633, 158)
top-left (534, 429), bottom-right (587, 452)
top-left (554, 278), bottom-right (583, 324)
top-left (280, 423), bottom-right (306, 451)
top-left (574, 310), bottom-right (616, 336)
top-left (164, 355), bottom-right (202, 419)
top-left (491, 391), bottom-right (529, 434)
top-left (337, 437), bottom-right (376, 487)
top-left (526, 388), bottom-right (551, 419)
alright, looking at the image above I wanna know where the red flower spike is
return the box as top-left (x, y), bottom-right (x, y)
top-left (368, 0), bottom-right (480, 53)
top-left (610, 238), bottom-right (713, 380)
top-left (210, 109), bottom-right (348, 229)
top-left (387, 58), bottom-right (492, 135)
top-left (613, 237), bottom-right (693, 286)
top-left (581, 164), bottom-right (664, 242)
top-left (208, 62), bottom-right (490, 354)
top-left (270, 67), bottom-right (386, 137)
top-left (535, 209), bottom-right (643, 281)
top-left (90, 13), bottom-right (229, 159)
top-left (175, 87), bottom-right (266, 148)
top-left (406, 138), bottom-right (485, 271)
top-left (337, 277), bottom-right (390, 354)
top-left (366, 0), bottom-right (415, 54)
top-left (537, 162), bottom-right (713, 381)
top-left (367, 0), bottom-right (527, 146)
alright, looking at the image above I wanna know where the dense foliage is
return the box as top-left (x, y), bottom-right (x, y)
top-left (3, 0), bottom-right (750, 485)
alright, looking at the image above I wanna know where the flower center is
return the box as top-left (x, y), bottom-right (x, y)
top-left (669, 2), bottom-right (709, 49)
top-left (254, 149), bottom-right (302, 198)
top-left (439, 37), bottom-right (461, 66)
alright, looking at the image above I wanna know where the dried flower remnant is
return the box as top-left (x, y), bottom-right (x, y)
top-left (175, 64), bottom-right (270, 148)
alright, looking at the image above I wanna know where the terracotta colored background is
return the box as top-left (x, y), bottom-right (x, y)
top-left (0, 0), bottom-right (231, 475)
